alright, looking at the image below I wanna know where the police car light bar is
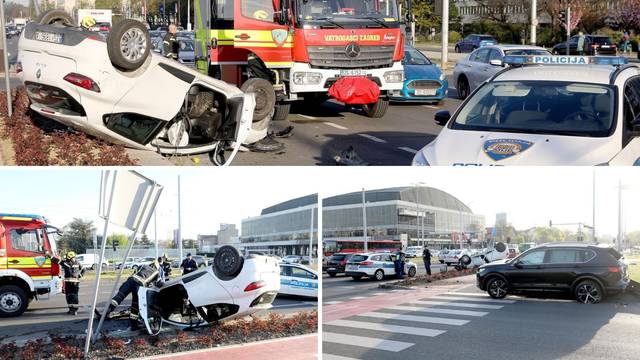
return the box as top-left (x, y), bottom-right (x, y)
top-left (503, 55), bottom-right (628, 66)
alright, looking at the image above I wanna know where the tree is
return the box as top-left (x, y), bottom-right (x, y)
top-left (183, 239), bottom-right (198, 249)
top-left (610, 0), bottom-right (640, 31)
top-left (106, 233), bottom-right (129, 248)
top-left (139, 234), bottom-right (153, 246)
top-left (59, 218), bottom-right (95, 254)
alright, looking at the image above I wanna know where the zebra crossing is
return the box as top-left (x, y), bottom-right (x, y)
top-left (323, 292), bottom-right (517, 358)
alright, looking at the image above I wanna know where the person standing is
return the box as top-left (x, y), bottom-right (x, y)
top-left (180, 253), bottom-right (198, 275)
top-left (158, 253), bottom-right (172, 281)
top-left (162, 24), bottom-right (179, 60)
top-left (61, 251), bottom-right (84, 315)
top-left (422, 247), bottom-right (432, 280)
top-left (577, 32), bottom-right (586, 55)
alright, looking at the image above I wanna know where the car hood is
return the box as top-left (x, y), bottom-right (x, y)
top-left (420, 129), bottom-right (617, 165)
top-left (404, 64), bottom-right (442, 80)
top-left (479, 259), bottom-right (511, 270)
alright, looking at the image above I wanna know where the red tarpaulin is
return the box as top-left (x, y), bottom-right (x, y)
top-left (328, 76), bottom-right (380, 105)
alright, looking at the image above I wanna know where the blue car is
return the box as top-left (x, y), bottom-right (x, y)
top-left (391, 46), bottom-right (448, 103)
top-left (454, 34), bottom-right (497, 53)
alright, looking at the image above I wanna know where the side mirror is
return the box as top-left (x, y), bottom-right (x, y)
top-left (489, 59), bottom-right (503, 67)
top-left (434, 110), bottom-right (451, 125)
top-left (514, 261), bottom-right (523, 268)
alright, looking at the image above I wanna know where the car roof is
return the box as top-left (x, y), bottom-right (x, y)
top-left (494, 65), bottom-right (615, 85)
top-left (533, 242), bottom-right (606, 249)
top-left (485, 44), bottom-right (548, 51)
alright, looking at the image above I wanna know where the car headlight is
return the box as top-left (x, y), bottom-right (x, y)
top-left (412, 151), bottom-right (430, 166)
top-left (293, 72), bottom-right (322, 85)
top-left (439, 73), bottom-right (446, 81)
top-left (383, 70), bottom-right (404, 83)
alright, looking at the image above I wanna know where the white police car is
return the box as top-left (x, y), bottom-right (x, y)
top-left (279, 263), bottom-right (318, 298)
top-left (413, 55), bottom-right (640, 166)
top-left (345, 253), bottom-right (417, 281)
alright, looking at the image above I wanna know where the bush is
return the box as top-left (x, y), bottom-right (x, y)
top-left (433, 30), bottom-right (462, 44)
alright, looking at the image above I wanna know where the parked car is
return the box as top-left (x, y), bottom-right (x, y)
top-left (477, 243), bottom-right (629, 304)
top-left (552, 35), bottom-right (617, 56)
top-left (117, 257), bottom-right (142, 269)
top-left (345, 253), bottom-right (417, 281)
top-left (76, 253), bottom-right (109, 270)
top-left (323, 253), bottom-right (354, 277)
top-left (506, 246), bottom-right (520, 259)
top-left (279, 263), bottom-right (318, 298)
top-left (454, 34), bottom-right (497, 53)
top-left (438, 249), bottom-right (450, 263)
top-left (404, 246), bottom-right (423, 258)
top-left (132, 257), bottom-right (157, 270)
top-left (391, 45), bottom-right (447, 103)
top-left (152, 36), bottom-right (195, 68)
top-left (453, 45), bottom-right (551, 100)
top-left (442, 248), bottom-right (475, 266)
top-left (6, 25), bottom-right (18, 37)
top-left (282, 255), bottom-right (303, 264)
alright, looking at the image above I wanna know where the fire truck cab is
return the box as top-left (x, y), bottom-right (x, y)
top-left (0, 213), bottom-right (62, 317)
top-left (194, 0), bottom-right (405, 126)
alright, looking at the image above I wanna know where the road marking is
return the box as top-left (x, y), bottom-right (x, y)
top-left (434, 295), bottom-right (516, 304)
top-left (350, 296), bottom-right (367, 300)
top-left (412, 300), bottom-right (504, 310)
top-left (397, 146), bottom-right (418, 154)
top-left (324, 122), bottom-right (349, 130)
top-left (324, 301), bottom-right (343, 305)
top-left (388, 305), bottom-right (488, 317)
top-left (323, 333), bottom-right (414, 352)
top-left (446, 292), bottom-right (492, 297)
top-left (298, 114), bottom-right (317, 120)
top-left (327, 319), bottom-right (446, 337)
top-left (358, 134), bottom-right (387, 143)
top-left (422, 105), bottom-right (439, 109)
top-left (360, 311), bottom-right (470, 326)
top-left (323, 354), bottom-right (361, 360)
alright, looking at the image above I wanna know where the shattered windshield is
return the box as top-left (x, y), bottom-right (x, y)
top-left (297, 0), bottom-right (399, 22)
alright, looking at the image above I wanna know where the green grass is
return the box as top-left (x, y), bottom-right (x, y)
top-left (627, 255), bottom-right (640, 282)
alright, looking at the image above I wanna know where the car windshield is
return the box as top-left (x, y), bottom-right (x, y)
top-left (404, 48), bottom-right (432, 65)
top-left (179, 40), bottom-right (194, 51)
top-left (504, 49), bottom-right (551, 56)
top-left (296, 0), bottom-right (398, 21)
top-left (330, 254), bottom-right (347, 260)
top-left (350, 255), bottom-right (368, 262)
top-left (452, 81), bottom-right (615, 137)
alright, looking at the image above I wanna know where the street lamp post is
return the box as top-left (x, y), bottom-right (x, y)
top-left (362, 188), bottom-right (368, 252)
top-left (530, 0), bottom-right (537, 45)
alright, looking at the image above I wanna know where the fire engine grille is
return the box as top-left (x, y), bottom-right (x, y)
top-left (407, 80), bottom-right (442, 90)
top-left (307, 45), bottom-right (395, 69)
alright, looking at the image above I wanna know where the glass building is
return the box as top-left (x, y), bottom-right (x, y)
top-left (323, 186), bottom-right (485, 253)
top-left (240, 194), bottom-right (318, 256)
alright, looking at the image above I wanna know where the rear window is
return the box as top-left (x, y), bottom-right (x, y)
top-left (591, 36), bottom-right (612, 45)
top-left (480, 36), bottom-right (496, 41)
top-left (606, 247), bottom-right (622, 260)
top-left (330, 254), bottom-right (347, 261)
top-left (350, 255), bottom-right (369, 262)
top-left (547, 249), bottom-right (596, 263)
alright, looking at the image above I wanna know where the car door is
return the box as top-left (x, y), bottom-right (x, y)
top-left (568, 36), bottom-right (579, 54)
top-left (504, 249), bottom-right (546, 289)
top-left (611, 76), bottom-right (640, 165)
top-left (482, 49), bottom-right (504, 83)
top-left (380, 254), bottom-right (395, 275)
top-left (288, 266), bottom-right (318, 297)
top-left (466, 48), bottom-right (491, 91)
top-left (544, 249), bottom-right (595, 290)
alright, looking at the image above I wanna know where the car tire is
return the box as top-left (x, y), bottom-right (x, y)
top-left (457, 76), bottom-right (470, 100)
top-left (445, 262), bottom-right (451, 266)
top-left (188, 91), bottom-right (214, 118)
top-left (351, 276), bottom-right (362, 281)
top-left (362, 98), bottom-right (389, 118)
top-left (374, 269), bottom-right (384, 281)
top-left (574, 279), bottom-right (603, 304)
top-left (460, 255), bottom-right (471, 265)
top-left (37, 9), bottom-right (73, 26)
top-left (455, 45), bottom-right (460, 53)
top-left (0, 285), bottom-right (29, 317)
top-left (213, 245), bottom-right (244, 279)
top-left (107, 19), bottom-right (151, 71)
top-left (408, 267), bottom-right (417, 278)
top-left (91, 264), bottom-right (96, 270)
top-left (241, 78), bottom-right (276, 121)
top-left (273, 102), bottom-right (291, 121)
top-left (486, 277), bottom-right (508, 299)
top-left (328, 272), bottom-right (337, 277)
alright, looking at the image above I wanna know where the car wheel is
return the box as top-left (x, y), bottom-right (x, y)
top-left (132, 265), bottom-right (138, 271)
top-left (91, 264), bottom-right (96, 270)
top-left (445, 262), bottom-right (451, 266)
top-left (574, 280), bottom-right (603, 304)
top-left (362, 98), bottom-right (389, 118)
top-left (37, 9), bottom-right (73, 26)
top-left (198, 263), bottom-right (206, 268)
top-left (455, 45), bottom-right (460, 53)
top-left (487, 277), bottom-right (508, 299)
top-left (107, 19), bottom-right (151, 71)
top-left (457, 77), bottom-right (470, 100)
top-left (213, 245), bottom-right (243, 279)
top-left (460, 255), bottom-right (471, 265)
top-left (374, 269), bottom-right (384, 281)
top-left (241, 78), bottom-right (276, 121)
top-left (147, 315), bottom-right (163, 335)
top-left (351, 276), bottom-right (362, 281)
top-left (328, 272), bottom-right (337, 277)
top-left (273, 102), bottom-right (291, 121)
top-left (408, 267), bottom-right (417, 278)
top-left (0, 285), bottom-right (29, 317)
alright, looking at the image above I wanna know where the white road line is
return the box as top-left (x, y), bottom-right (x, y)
top-left (323, 333), bottom-right (414, 352)
top-left (323, 354), bottom-right (361, 360)
top-left (324, 301), bottom-right (343, 305)
top-left (388, 305), bottom-right (488, 317)
top-left (327, 319), bottom-right (446, 337)
top-left (298, 114), bottom-right (317, 120)
top-left (446, 292), bottom-right (492, 297)
top-left (324, 122), bottom-right (349, 130)
top-left (412, 300), bottom-right (504, 310)
top-left (397, 146), bottom-right (418, 154)
top-left (434, 295), bottom-right (516, 304)
top-left (358, 134), bottom-right (387, 143)
top-left (360, 311), bottom-right (470, 326)
top-left (350, 296), bottom-right (367, 300)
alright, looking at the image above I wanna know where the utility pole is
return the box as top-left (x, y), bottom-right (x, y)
top-left (362, 188), bottom-right (368, 253)
top-left (178, 175), bottom-right (183, 262)
top-left (1, 0), bottom-right (12, 118)
top-left (530, 0), bottom-right (537, 45)
top-left (617, 180), bottom-right (623, 252)
top-left (187, 0), bottom-right (191, 30)
top-left (566, 7), bottom-right (571, 56)
top-left (309, 207), bottom-right (314, 264)
top-left (592, 170), bottom-right (596, 242)
top-left (441, 0), bottom-right (449, 71)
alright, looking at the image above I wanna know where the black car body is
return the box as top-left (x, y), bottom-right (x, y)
top-left (323, 253), bottom-right (354, 277)
top-left (476, 243), bottom-right (629, 304)
top-left (552, 35), bottom-right (617, 56)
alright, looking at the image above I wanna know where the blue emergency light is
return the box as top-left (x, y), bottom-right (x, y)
top-left (503, 55), bottom-right (628, 66)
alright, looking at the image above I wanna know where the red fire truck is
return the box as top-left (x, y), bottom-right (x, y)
top-left (194, 0), bottom-right (406, 124)
top-left (0, 213), bottom-right (62, 317)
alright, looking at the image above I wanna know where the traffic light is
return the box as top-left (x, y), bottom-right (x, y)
top-left (559, 10), bottom-right (567, 24)
top-left (112, 239), bottom-right (119, 251)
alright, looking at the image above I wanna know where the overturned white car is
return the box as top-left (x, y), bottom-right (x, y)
top-left (138, 246), bottom-right (280, 335)
top-left (18, 11), bottom-right (257, 165)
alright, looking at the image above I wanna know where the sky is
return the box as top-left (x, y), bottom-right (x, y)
top-left (0, 167), bottom-right (638, 241)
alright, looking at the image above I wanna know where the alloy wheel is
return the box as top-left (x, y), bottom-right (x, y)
top-left (120, 28), bottom-right (148, 62)
top-left (576, 283), bottom-right (602, 304)
top-left (489, 279), bottom-right (507, 298)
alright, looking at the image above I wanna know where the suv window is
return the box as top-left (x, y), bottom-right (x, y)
top-left (10, 228), bottom-right (44, 253)
top-left (471, 48), bottom-right (490, 63)
top-left (381, 254), bottom-right (393, 262)
top-left (350, 255), bottom-right (368, 262)
top-left (330, 254), bottom-right (347, 261)
top-left (519, 250), bottom-right (545, 265)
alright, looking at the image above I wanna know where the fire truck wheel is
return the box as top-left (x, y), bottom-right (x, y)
top-left (107, 19), bottom-right (151, 71)
top-left (362, 98), bottom-right (389, 118)
top-left (0, 285), bottom-right (28, 317)
top-left (213, 245), bottom-right (243, 279)
top-left (37, 9), bottom-right (73, 26)
top-left (241, 78), bottom-right (276, 121)
top-left (273, 102), bottom-right (291, 121)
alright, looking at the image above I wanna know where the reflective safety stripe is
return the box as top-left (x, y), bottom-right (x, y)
top-left (64, 279), bottom-right (80, 283)
top-left (111, 299), bottom-right (119, 306)
top-left (129, 313), bottom-right (139, 319)
top-left (265, 61), bottom-right (294, 68)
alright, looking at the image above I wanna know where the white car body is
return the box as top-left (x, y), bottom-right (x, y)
top-left (345, 252), bottom-right (417, 280)
top-left (414, 56), bottom-right (640, 166)
top-left (138, 254), bottom-right (280, 335)
top-left (18, 22), bottom-right (255, 163)
top-left (404, 246), bottom-right (423, 258)
top-left (75, 254), bottom-right (109, 270)
top-left (442, 249), bottom-right (475, 265)
top-left (279, 263), bottom-right (318, 298)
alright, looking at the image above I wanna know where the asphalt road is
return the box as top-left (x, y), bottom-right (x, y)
top-left (323, 279), bottom-right (640, 360)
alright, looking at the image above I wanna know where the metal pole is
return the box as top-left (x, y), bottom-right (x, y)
top-left (187, 0), bottom-right (191, 30)
top-left (592, 170), bottom-right (596, 242)
top-left (413, 186), bottom-right (419, 243)
top-left (154, 209), bottom-right (158, 258)
top-left (530, 0), bottom-right (537, 45)
top-left (362, 188), bottom-right (368, 253)
top-left (617, 180), bottom-right (623, 252)
top-left (566, 7), bottom-right (571, 56)
top-left (0, 0), bottom-right (12, 118)
top-left (309, 207), bottom-right (314, 264)
top-left (178, 175), bottom-right (183, 261)
top-left (441, 0), bottom-right (449, 71)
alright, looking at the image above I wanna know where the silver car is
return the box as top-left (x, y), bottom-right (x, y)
top-left (453, 45), bottom-right (551, 99)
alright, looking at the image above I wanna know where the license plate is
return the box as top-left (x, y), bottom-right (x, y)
top-left (601, 45), bottom-right (610, 48)
top-left (415, 89), bottom-right (436, 96)
top-left (35, 31), bottom-right (63, 44)
top-left (328, 267), bottom-right (336, 270)
top-left (340, 69), bottom-right (366, 76)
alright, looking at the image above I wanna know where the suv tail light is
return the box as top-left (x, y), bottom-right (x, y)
top-left (608, 266), bottom-right (621, 273)
top-left (244, 280), bottom-right (266, 292)
top-left (63, 73), bottom-right (101, 92)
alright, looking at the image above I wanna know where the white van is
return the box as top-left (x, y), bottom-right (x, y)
top-left (76, 253), bottom-right (108, 270)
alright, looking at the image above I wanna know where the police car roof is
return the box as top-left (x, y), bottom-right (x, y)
top-left (494, 64), bottom-right (615, 85)
top-left (486, 44), bottom-right (548, 51)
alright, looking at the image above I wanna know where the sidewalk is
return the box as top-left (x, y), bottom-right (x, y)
top-left (131, 334), bottom-right (318, 360)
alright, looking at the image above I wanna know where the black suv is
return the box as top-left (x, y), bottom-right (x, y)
top-left (552, 35), bottom-right (617, 56)
top-left (477, 243), bottom-right (629, 304)
top-left (323, 253), bottom-right (354, 277)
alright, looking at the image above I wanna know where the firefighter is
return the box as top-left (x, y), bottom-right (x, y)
top-left (158, 253), bottom-right (172, 281)
top-left (97, 259), bottom-right (161, 330)
top-left (180, 253), bottom-right (197, 275)
top-left (80, 16), bottom-right (96, 30)
top-left (61, 251), bottom-right (84, 315)
top-left (162, 24), bottom-right (179, 60)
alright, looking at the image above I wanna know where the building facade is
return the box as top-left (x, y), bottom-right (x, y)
top-left (217, 223), bottom-right (238, 245)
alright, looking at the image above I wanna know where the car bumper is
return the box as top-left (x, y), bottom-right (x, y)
top-left (605, 278), bottom-right (630, 293)
top-left (476, 273), bottom-right (486, 291)
top-left (324, 266), bottom-right (346, 273)
top-left (391, 79), bottom-right (448, 102)
top-left (345, 271), bottom-right (372, 277)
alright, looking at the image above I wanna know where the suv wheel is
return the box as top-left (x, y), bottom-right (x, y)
top-left (374, 269), bottom-right (384, 281)
top-left (575, 280), bottom-right (603, 304)
top-left (487, 277), bottom-right (508, 299)
top-left (408, 267), bottom-right (417, 278)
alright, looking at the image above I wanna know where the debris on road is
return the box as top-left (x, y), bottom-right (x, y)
top-left (270, 126), bottom-right (294, 138)
top-left (334, 146), bottom-right (369, 166)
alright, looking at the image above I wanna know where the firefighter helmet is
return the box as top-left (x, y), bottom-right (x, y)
top-left (66, 251), bottom-right (76, 259)
top-left (80, 16), bottom-right (96, 29)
